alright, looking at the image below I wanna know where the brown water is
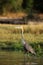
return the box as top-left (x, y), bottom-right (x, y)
top-left (0, 51), bottom-right (43, 65)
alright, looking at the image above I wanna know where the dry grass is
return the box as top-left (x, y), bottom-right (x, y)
top-left (27, 22), bottom-right (43, 34)
top-left (0, 12), bottom-right (26, 19)
top-left (0, 23), bottom-right (43, 43)
top-left (0, 22), bottom-right (43, 34)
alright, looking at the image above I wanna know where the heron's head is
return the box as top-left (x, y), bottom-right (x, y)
top-left (15, 26), bottom-right (23, 29)
top-left (15, 26), bottom-right (24, 36)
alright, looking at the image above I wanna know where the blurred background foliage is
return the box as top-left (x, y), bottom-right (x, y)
top-left (0, 0), bottom-right (43, 15)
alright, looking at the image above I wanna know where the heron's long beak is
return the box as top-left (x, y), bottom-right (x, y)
top-left (15, 26), bottom-right (24, 38)
top-left (15, 26), bottom-right (22, 29)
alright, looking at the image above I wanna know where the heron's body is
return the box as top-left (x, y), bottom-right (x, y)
top-left (22, 38), bottom-right (36, 55)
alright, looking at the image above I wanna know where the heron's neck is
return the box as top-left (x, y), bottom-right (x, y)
top-left (21, 31), bottom-right (24, 39)
top-left (22, 35), bottom-right (24, 40)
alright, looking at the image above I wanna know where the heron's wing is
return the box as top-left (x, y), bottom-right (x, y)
top-left (21, 39), bottom-right (36, 55)
top-left (25, 42), bottom-right (36, 54)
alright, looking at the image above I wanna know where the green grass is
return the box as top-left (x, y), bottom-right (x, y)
top-left (0, 33), bottom-right (43, 43)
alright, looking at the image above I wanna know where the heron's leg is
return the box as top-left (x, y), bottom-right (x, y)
top-left (26, 52), bottom-right (31, 62)
top-left (23, 52), bottom-right (27, 65)
top-left (27, 52), bottom-right (30, 58)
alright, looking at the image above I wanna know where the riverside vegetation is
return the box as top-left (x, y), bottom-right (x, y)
top-left (0, 23), bottom-right (43, 56)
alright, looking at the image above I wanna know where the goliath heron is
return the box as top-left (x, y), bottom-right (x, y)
top-left (15, 26), bottom-right (36, 55)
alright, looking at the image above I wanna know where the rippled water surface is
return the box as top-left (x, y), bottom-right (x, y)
top-left (0, 51), bottom-right (43, 65)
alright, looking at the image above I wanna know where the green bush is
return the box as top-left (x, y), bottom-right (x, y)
top-left (0, 41), bottom-right (43, 56)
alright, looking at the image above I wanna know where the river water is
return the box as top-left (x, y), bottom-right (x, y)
top-left (0, 51), bottom-right (43, 65)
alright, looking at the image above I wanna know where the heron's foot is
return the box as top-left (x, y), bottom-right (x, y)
top-left (26, 54), bottom-right (30, 60)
